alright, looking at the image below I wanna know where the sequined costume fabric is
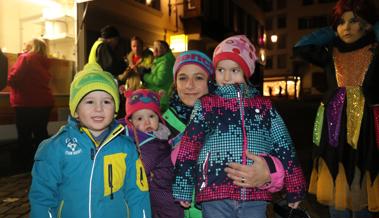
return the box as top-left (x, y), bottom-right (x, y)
top-left (326, 88), bottom-right (345, 147)
top-left (334, 45), bottom-right (372, 87)
top-left (345, 87), bottom-right (365, 149)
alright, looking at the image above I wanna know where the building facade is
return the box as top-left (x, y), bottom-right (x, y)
top-left (260, 0), bottom-right (336, 99)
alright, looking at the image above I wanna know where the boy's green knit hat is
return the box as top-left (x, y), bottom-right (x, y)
top-left (69, 63), bottom-right (119, 117)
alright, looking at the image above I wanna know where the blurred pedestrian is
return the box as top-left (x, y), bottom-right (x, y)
top-left (143, 40), bottom-right (175, 111)
top-left (118, 36), bottom-right (153, 90)
top-left (88, 25), bottom-right (128, 117)
top-left (88, 25), bottom-right (127, 80)
top-left (7, 38), bottom-right (53, 169)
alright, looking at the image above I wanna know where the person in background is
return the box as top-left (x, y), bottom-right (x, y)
top-left (88, 25), bottom-right (127, 80)
top-left (88, 25), bottom-right (128, 118)
top-left (118, 36), bottom-right (153, 90)
top-left (143, 40), bottom-right (175, 111)
top-left (121, 88), bottom-right (184, 218)
top-left (127, 36), bottom-right (153, 74)
top-left (293, 0), bottom-right (379, 217)
top-left (0, 48), bottom-right (8, 90)
top-left (172, 36), bottom-right (305, 218)
top-left (7, 38), bottom-right (53, 169)
top-left (29, 64), bottom-right (151, 218)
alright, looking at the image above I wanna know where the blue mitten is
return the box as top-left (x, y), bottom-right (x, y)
top-left (294, 26), bottom-right (336, 47)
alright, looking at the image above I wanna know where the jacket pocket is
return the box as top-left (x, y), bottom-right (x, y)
top-left (135, 158), bottom-right (149, 191)
top-left (103, 153), bottom-right (127, 197)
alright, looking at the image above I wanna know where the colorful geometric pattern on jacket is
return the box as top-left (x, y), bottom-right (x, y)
top-left (172, 84), bottom-right (306, 204)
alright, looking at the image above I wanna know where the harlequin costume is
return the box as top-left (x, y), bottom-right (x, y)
top-left (294, 31), bottom-right (379, 212)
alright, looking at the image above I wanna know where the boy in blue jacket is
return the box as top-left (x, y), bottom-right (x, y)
top-left (29, 63), bottom-right (152, 218)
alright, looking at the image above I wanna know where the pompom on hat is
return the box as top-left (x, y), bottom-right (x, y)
top-left (69, 63), bottom-right (119, 117)
top-left (213, 35), bottom-right (257, 78)
top-left (124, 89), bottom-right (165, 124)
top-left (173, 50), bottom-right (214, 81)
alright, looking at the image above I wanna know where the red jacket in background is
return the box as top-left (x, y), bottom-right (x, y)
top-left (7, 52), bottom-right (53, 107)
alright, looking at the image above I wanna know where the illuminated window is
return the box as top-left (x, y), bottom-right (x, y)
top-left (135, 0), bottom-right (160, 11)
top-left (263, 77), bottom-right (301, 98)
top-left (169, 34), bottom-right (188, 53)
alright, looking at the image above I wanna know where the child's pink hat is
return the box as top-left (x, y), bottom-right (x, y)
top-left (213, 35), bottom-right (257, 78)
top-left (124, 89), bottom-right (165, 124)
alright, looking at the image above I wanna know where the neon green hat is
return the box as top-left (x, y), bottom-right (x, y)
top-left (69, 63), bottom-right (119, 117)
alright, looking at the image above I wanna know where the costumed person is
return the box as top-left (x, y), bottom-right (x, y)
top-left (293, 0), bottom-right (379, 217)
top-left (28, 64), bottom-right (151, 218)
top-left (173, 36), bottom-right (305, 218)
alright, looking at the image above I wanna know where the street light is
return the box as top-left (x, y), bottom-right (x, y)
top-left (259, 48), bottom-right (265, 63)
top-left (270, 34), bottom-right (278, 43)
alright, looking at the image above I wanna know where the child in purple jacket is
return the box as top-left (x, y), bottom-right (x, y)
top-left (122, 88), bottom-right (184, 218)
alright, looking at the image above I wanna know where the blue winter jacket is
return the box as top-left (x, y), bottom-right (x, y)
top-left (29, 117), bottom-right (152, 218)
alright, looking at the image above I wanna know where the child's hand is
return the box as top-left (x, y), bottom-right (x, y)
top-left (288, 201), bottom-right (301, 209)
top-left (180, 201), bottom-right (191, 208)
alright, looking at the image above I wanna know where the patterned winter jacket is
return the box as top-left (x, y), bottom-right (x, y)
top-left (29, 117), bottom-right (151, 218)
top-left (172, 84), bottom-right (306, 204)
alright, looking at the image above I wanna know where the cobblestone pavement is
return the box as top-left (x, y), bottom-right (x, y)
top-left (0, 173), bottom-right (30, 218)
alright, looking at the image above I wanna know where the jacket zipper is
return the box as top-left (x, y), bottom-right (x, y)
top-left (237, 86), bottom-right (248, 165)
top-left (237, 85), bottom-right (248, 200)
top-left (88, 124), bottom-right (124, 218)
top-left (108, 164), bottom-right (114, 200)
